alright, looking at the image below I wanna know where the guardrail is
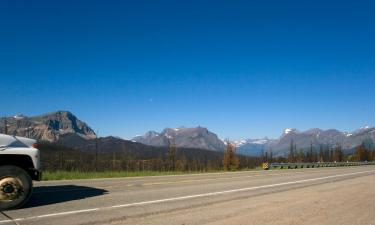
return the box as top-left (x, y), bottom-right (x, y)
top-left (262, 161), bottom-right (375, 170)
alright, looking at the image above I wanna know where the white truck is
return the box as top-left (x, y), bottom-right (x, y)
top-left (0, 134), bottom-right (42, 210)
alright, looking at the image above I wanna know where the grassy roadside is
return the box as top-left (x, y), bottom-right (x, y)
top-left (42, 168), bottom-right (262, 181)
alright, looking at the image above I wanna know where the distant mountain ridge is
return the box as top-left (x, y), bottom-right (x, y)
top-left (133, 127), bottom-right (226, 151)
top-left (236, 127), bottom-right (375, 156)
top-left (0, 111), bottom-right (96, 142)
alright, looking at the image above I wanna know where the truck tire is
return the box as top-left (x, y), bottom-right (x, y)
top-left (0, 165), bottom-right (33, 210)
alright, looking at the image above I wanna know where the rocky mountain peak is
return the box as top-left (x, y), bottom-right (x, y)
top-left (133, 126), bottom-right (225, 151)
top-left (0, 111), bottom-right (96, 142)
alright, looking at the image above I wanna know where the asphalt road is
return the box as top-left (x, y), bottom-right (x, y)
top-left (1, 166), bottom-right (375, 225)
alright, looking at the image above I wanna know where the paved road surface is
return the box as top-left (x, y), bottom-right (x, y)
top-left (1, 166), bottom-right (375, 225)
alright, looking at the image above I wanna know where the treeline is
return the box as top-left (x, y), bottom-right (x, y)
top-left (38, 141), bottom-right (261, 172)
top-left (37, 139), bottom-right (375, 172)
top-left (351, 142), bottom-right (375, 162)
top-left (263, 140), bottom-right (375, 163)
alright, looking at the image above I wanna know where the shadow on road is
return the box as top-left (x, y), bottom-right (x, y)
top-left (23, 185), bottom-right (108, 209)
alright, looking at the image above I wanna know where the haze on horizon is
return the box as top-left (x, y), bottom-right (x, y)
top-left (1, 0), bottom-right (374, 140)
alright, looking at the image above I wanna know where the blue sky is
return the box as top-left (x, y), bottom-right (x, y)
top-left (1, 0), bottom-right (374, 139)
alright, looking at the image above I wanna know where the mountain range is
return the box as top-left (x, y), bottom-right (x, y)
top-left (135, 127), bottom-right (375, 156)
top-left (1, 111), bottom-right (374, 156)
top-left (235, 127), bottom-right (375, 156)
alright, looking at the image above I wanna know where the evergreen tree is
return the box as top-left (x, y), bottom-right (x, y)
top-left (309, 141), bottom-right (314, 162)
top-left (223, 141), bottom-right (239, 171)
top-left (297, 149), bottom-right (304, 162)
top-left (355, 142), bottom-right (367, 161)
top-left (319, 145), bottom-right (324, 162)
top-left (4, 117), bottom-right (8, 135)
top-left (289, 139), bottom-right (295, 163)
top-left (333, 144), bottom-right (343, 162)
top-left (269, 148), bottom-right (273, 163)
top-left (168, 139), bottom-right (177, 171)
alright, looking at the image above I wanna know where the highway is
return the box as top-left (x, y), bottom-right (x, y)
top-left (1, 166), bottom-right (375, 225)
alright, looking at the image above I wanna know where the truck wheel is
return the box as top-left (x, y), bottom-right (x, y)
top-left (0, 165), bottom-right (33, 210)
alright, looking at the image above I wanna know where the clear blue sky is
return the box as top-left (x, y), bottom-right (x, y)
top-left (1, 0), bottom-right (374, 140)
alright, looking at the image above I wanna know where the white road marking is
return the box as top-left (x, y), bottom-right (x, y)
top-left (0, 169), bottom-right (374, 224)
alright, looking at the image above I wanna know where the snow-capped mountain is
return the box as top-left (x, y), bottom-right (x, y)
top-left (235, 138), bottom-right (276, 156)
top-left (236, 126), bottom-right (375, 157)
top-left (283, 128), bottom-right (298, 135)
